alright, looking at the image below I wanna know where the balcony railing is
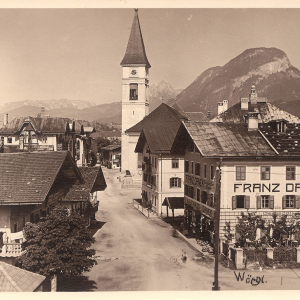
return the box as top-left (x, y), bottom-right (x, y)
top-left (1, 243), bottom-right (23, 257)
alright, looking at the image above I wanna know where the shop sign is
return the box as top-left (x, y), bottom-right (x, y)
top-left (233, 183), bottom-right (300, 193)
top-left (185, 197), bottom-right (215, 219)
top-left (185, 174), bottom-right (214, 190)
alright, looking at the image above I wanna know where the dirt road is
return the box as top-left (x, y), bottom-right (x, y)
top-left (87, 168), bottom-right (214, 291)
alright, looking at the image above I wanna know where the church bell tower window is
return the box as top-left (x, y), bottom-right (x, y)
top-left (130, 83), bottom-right (138, 100)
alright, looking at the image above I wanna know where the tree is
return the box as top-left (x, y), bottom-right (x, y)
top-left (15, 211), bottom-right (96, 289)
top-left (235, 212), bottom-right (266, 247)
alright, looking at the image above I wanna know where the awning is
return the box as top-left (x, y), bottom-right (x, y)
top-left (162, 197), bottom-right (184, 210)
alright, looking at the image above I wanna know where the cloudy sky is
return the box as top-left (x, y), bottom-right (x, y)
top-left (0, 2), bottom-right (300, 106)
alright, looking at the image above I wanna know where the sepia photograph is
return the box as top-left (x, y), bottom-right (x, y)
top-left (1, 0), bottom-right (300, 296)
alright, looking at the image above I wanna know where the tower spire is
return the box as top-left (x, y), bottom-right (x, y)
top-left (120, 9), bottom-right (151, 68)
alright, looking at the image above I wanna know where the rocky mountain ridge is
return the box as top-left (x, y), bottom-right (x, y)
top-left (168, 47), bottom-right (300, 117)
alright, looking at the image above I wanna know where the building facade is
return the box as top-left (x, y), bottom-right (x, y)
top-left (0, 115), bottom-right (97, 167)
top-left (0, 151), bottom-right (106, 264)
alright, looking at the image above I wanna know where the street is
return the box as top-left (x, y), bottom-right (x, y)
top-left (79, 168), bottom-right (300, 291)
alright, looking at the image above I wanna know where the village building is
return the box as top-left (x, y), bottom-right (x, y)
top-left (211, 85), bottom-right (300, 124)
top-left (120, 9), bottom-right (151, 177)
top-left (0, 151), bottom-right (106, 265)
top-left (0, 114), bottom-right (97, 167)
top-left (134, 103), bottom-right (188, 215)
top-left (171, 86), bottom-right (300, 247)
top-left (101, 144), bottom-right (121, 170)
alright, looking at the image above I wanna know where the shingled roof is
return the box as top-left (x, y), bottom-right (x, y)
top-left (173, 122), bottom-right (277, 157)
top-left (259, 122), bottom-right (300, 156)
top-left (210, 102), bottom-right (300, 124)
top-left (0, 262), bottom-right (45, 292)
top-left (0, 151), bottom-right (82, 204)
top-left (0, 116), bottom-right (83, 134)
top-left (127, 103), bottom-right (188, 134)
top-left (63, 166), bottom-right (107, 202)
top-left (134, 103), bottom-right (189, 153)
top-left (120, 9), bottom-right (150, 68)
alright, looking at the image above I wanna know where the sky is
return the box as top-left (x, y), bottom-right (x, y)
top-left (1, 3), bottom-right (300, 107)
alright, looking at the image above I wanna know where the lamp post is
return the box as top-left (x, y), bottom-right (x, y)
top-left (212, 161), bottom-right (221, 291)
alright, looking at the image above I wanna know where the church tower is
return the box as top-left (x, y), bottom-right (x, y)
top-left (121, 9), bottom-right (150, 174)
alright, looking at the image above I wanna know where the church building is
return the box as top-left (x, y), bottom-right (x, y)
top-left (120, 9), bottom-right (151, 177)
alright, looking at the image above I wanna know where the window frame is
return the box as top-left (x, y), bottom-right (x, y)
top-left (170, 177), bottom-right (181, 188)
top-left (195, 163), bottom-right (200, 176)
top-left (286, 166), bottom-right (296, 181)
top-left (236, 166), bottom-right (246, 181)
top-left (172, 158), bottom-right (179, 169)
top-left (185, 160), bottom-right (189, 173)
top-left (210, 165), bottom-right (214, 180)
top-left (129, 83), bottom-right (138, 100)
top-left (261, 166), bottom-right (271, 180)
top-left (204, 164), bottom-right (207, 179)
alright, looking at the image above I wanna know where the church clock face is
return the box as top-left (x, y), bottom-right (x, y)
top-left (131, 69), bottom-right (137, 75)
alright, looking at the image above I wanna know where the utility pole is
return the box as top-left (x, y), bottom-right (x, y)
top-left (212, 159), bottom-right (221, 291)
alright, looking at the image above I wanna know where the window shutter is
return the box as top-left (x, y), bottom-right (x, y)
top-left (282, 196), bottom-right (286, 209)
top-left (170, 178), bottom-right (172, 188)
top-left (295, 196), bottom-right (300, 209)
top-left (232, 196), bottom-right (236, 210)
top-left (269, 196), bottom-right (274, 209)
top-left (257, 196), bottom-right (261, 209)
top-left (178, 178), bottom-right (182, 188)
top-left (245, 196), bottom-right (250, 209)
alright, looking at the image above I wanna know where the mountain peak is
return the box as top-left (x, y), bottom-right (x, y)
top-left (173, 47), bottom-right (300, 117)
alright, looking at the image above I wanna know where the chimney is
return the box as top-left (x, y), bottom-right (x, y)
top-left (249, 84), bottom-right (258, 104)
top-left (40, 106), bottom-right (45, 118)
top-left (247, 111), bottom-right (259, 131)
top-left (241, 98), bottom-right (249, 110)
top-left (3, 113), bottom-right (8, 126)
top-left (218, 100), bottom-right (228, 115)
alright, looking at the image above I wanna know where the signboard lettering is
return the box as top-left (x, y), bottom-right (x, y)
top-left (184, 197), bottom-right (215, 219)
top-left (185, 174), bottom-right (214, 190)
top-left (232, 183), bottom-right (300, 193)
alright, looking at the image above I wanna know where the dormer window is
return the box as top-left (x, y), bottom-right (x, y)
top-left (277, 121), bottom-right (286, 133)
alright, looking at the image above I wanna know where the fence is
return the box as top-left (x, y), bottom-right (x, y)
top-left (244, 247), bottom-right (268, 263)
top-left (222, 242), bottom-right (229, 257)
top-left (273, 246), bottom-right (297, 263)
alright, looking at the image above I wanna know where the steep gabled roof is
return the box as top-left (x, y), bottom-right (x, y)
top-left (172, 122), bottom-right (276, 157)
top-left (0, 261), bottom-right (45, 292)
top-left (127, 103), bottom-right (188, 134)
top-left (133, 103), bottom-right (189, 154)
top-left (210, 102), bottom-right (300, 124)
top-left (0, 151), bottom-right (82, 204)
top-left (63, 166), bottom-right (106, 202)
top-left (120, 9), bottom-right (150, 68)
